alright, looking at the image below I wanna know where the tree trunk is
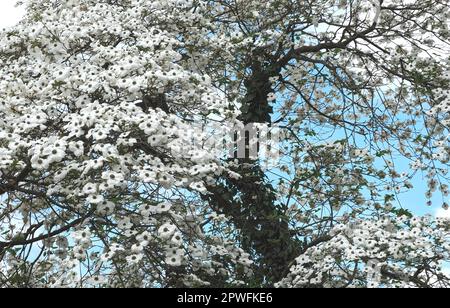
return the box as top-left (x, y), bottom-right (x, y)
top-left (205, 60), bottom-right (301, 285)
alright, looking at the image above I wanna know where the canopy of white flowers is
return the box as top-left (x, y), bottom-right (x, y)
top-left (1, 0), bottom-right (450, 288)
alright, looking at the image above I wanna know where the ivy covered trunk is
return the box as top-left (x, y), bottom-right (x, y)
top-left (205, 60), bottom-right (301, 286)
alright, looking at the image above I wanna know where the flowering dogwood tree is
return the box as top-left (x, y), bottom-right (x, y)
top-left (1, 0), bottom-right (450, 288)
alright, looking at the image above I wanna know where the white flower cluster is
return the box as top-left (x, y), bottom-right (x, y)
top-left (0, 0), bottom-right (248, 287)
top-left (277, 215), bottom-right (450, 288)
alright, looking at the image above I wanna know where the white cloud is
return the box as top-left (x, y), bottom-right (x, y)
top-left (443, 266), bottom-right (450, 278)
top-left (0, 0), bottom-right (25, 30)
top-left (436, 208), bottom-right (450, 219)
